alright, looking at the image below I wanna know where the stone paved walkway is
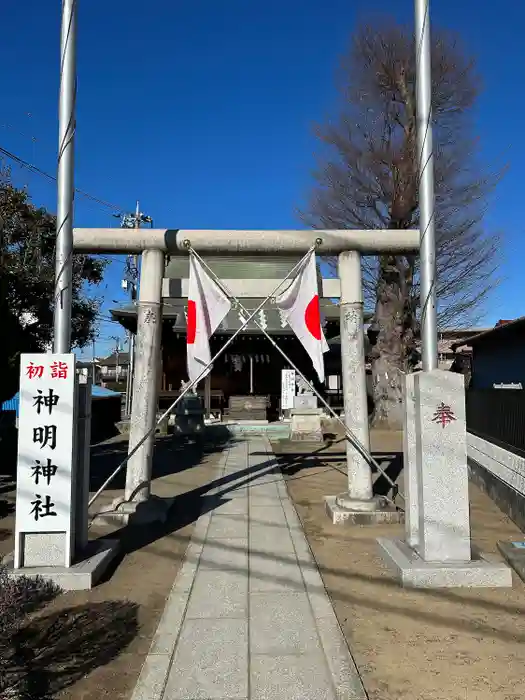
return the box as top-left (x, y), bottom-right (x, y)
top-left (131, 437), bottom-right (366, 700)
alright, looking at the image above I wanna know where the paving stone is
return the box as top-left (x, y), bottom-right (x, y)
top-left (250, 505), bottom-right (287, 527)
top-left (222, 464), bottom-right (247, 473)
top-left (221, 472), bottom-right (247, 482)
top-left (171, 549), bottom-right (202, 592)
top-left (249, 523), bottom-right (295, 554)
top-left (199, 537), bottom-right (248, 571)
top-left (316, 615), bottom-right (367, 699)
top-left (221, 486), bottom-right (249, 498)
top-left (149, 632), bottom-right (179, 656)
top-left (130, 653), bottom-right (171, 700)
top-left (193, 512), bottom-right (212, 541)
top-left (164, 619), bottom-right (248, 699)
top-left (250, 473), bottom-right (280, 485)
top-left (250, 654), bottom-right (335, 700)
top-left (250, 549), bottom-right (305, 593)
top-left (302, 564), bottom-right (335, 619)
top-left (185, 569), bottom-right (248, 619)
top-left (248, 494), bottom-right (282, 506)
top-left (213, 498), bottom-right (249, 515)
top-left (250, 591), bottom-right (320, 655)
top-left (282, 500), bottom-right (303, 530)
top-left (150, 587), bottom-right (190, 654)
top-left (207, 514), bottom-right (249, 539)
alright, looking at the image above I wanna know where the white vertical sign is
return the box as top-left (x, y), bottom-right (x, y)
top-left (14, 353), bottom-right (76, 568)
top-left (281, 369), bottom-right (296, 410)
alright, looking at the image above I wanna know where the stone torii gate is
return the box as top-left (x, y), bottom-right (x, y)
top-left (73, 227), bottom-right (419, 520)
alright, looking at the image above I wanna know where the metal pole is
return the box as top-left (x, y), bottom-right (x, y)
top-left (53, 0), bottom-right (77, 353)
top-left (115, 340), bottom-right (120, 384)
top-left (92, 337), bottom-right (96, 383)
top-left (415, 0), bottom-right (438, 371)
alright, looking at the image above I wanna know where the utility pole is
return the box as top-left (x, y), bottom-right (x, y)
top-left (114, 201), bottom-right (152, 415)
top-left (53, 0), bottom-right (77, 353)
top-left (111, 335), bottom-right (121, 384)
top-left (92, 337), bottom-right (97, 384)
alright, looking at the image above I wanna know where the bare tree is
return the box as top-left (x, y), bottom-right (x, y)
top-left (305, 20), bottom-right (502, 428)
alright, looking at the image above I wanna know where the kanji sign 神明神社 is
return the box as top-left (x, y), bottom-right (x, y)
top-left (14, 354), bottom-right (76, 568)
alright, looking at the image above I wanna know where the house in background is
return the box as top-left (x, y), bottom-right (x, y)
top-left (76, 359), bottom-right (100, 383)
top-left (434, 328), bottom-right (491, 371)
top-left (452, 317), bottom-right (525, 389)
top-left (98, 351), bottom-right (130, 384)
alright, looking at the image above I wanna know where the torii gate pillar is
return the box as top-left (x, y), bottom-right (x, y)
top-left (124, 249), bottom-right (164, 504)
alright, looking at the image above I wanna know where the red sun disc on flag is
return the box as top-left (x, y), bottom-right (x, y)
top-left (304, 295), bottom-right (321, 340)
top-left (187, 300), bottom-right (197, 344)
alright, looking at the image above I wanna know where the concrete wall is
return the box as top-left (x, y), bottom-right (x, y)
top-left (467, 432), bottom-right (525, 532)
top-left (471, 334), bottom-right (525, 389)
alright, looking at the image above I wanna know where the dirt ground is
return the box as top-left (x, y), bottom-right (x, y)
top-left (0, 428), bottom-right (232, 700)
top-left (278, 430), bottom-right (525, 700)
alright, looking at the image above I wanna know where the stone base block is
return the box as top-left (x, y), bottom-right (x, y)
top-left (2, 539), bottom-right (119, 591)
top-left (290, 431), bottom-right (323, 442)
top-left (325, 496), bottom-right (404, 525)
top-left (96, 495), bottom-right (176, 526)
top-left (293, 395), bottom-right (318, 410)
top-left (377, 537), bottom-right (512, 588)
top-left (497, 541), bottom-right (525, 583)
top-left (290, 409), bottom-right (323, 442)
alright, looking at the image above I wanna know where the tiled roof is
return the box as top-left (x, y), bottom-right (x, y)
top-left (111, 299), bottom-right (339, 335)
top-left (451, 317), bottom-right (525, 349)
top-left (100, 352), bottom-right (130, 366)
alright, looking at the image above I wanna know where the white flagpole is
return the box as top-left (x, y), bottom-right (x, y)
top-left (53, 0), bottom-right (77, 352)
top-left (415, 0), bottom-right (438, 370)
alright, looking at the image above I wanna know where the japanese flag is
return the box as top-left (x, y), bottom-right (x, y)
top-left (275, 251), bottom-right (328, 382)
top-left (186, 255), bottom-right (231, 384)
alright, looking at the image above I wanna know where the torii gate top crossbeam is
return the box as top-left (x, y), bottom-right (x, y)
top-left (72, 228), bottom-right (419, 255)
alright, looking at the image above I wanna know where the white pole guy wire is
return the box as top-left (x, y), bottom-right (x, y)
top-left (53, 0), bottom-right (77, 353)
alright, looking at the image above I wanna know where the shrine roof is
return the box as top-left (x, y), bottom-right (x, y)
top-left (110, 297), bottom-right (340, 335)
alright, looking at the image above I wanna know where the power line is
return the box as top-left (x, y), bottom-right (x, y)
top-left (0, 144), bottom-right (127, 214)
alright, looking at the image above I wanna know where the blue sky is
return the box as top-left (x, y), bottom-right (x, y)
top-left (2, 0), bottom-right (523, 358)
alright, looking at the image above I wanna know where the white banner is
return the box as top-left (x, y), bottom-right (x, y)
top-left (281, 369), bottom-right (296, 410)
top-left (14, 354), bottom-right (76, 564)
